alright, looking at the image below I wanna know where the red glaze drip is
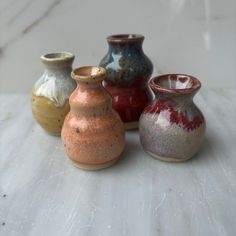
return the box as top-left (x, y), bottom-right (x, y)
top-left (144, 100), bottom-right (204, 131)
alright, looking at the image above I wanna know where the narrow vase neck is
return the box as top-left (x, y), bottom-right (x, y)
top-left (107, 34), bottom-right (144, 54)
top-left (70, 81), bottom-right (112, 117)
top-left (41, 52), bottom-right (74, 78)
top-left (155, 93), bottom-right (195, 106)
top-left (150, 74), bottom-right (201, 105)
top-left (76, 80), bottom-right (103, 89)
top-left (44, 64), bottom-right (72, 73)
top-left (108, 41), bottom-right (143, 53)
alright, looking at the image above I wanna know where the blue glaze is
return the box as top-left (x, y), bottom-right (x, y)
top-left (99, 34), bottom-right (153, 86)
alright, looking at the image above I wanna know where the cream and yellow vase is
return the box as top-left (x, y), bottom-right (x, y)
top-left (31, 52), bottom-right (76, 135)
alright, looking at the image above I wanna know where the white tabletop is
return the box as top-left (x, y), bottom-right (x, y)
top-left (0, 88), bottom-right (236, 236)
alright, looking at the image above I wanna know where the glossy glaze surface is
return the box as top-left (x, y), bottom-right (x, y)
top-left (31, 52), bottom-right (76, 135)
top-left (61, 66), bottom-right (125, 170)
top-left (99, 34), bottom-right (153, 128)
top-left (139, 74), bottom-right (206, 161)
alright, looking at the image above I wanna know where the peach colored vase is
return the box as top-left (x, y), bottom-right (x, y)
top-left (61, 66), bottom-right (125, 170)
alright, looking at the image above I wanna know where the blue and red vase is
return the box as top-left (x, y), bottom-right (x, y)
top-left (139, 74), bottom-right (206, 161)
top-left (99, 34), bottom-right (153, 130)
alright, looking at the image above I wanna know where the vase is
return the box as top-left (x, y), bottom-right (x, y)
top-left (61, 66), bottom-right (125, 170)
top-left (31, 52), bottom-right (76, 135)
top-left (99, 34), bottom-right (153, 130)
top-left (139, 74), bottom-right (206, 162)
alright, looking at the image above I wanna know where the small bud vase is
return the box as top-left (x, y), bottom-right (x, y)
top-left (139, 74), bottom-right (206, 162)
top-left (61, 66), bottom-right (125, 170)
top-left (99, 34), bottom-right (153, 130)
top-left (31, 52), bottom-right (76, 135)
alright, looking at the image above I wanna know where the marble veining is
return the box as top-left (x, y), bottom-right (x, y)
top-left (0, 89), bottom-right (236, 236)
top-left (1, 0), bottom-right (236, 92)
top-left (0, 0), bottom-right (63, 53)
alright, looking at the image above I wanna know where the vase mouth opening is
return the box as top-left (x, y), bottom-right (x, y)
top-left (107, 34), bottom-right (144, 43)
top-left (72, 66), bottom-right (106, 83)
top-left (41, 52), bottom-right (74, 65)
top-left (150, 74), bottom-right (201, 95)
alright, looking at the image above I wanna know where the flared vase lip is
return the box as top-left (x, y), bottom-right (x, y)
top-left (40, 52), bottom-right (75, 65)
top-left (71, 66), bottom-right (106, 83)
top-left (107, 34), bottom-right (144, 43)
top-left (149, 74), bottom-right (201, 95)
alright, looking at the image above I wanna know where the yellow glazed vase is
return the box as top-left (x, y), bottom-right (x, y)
top-left (31, 52), bottom-right (76, 135)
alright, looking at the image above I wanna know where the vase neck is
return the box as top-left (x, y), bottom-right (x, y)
top-left (44, 64), bottom-right (72, 73)
top-left (109, 44), bottom-right (143, 55)
top-left (76, 80), bottom-right (103, 90)
top-left (71, 66), bottom-right (106, 83)
top-left (150, 74), bottom-right (201, 101)
top-left (156, 92), bottom-right (195, 106)
top-left (107, 34), bottom-right (144, 53)
top-left (108, 41), bottom-right (143, 53)
top-left (41, 52), bottom-right (74, 77)
top-left (70, 66), bottom-right (112, 117)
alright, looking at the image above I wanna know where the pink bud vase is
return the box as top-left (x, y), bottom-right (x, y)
top-left (61, 66), bottom-right (125, 170)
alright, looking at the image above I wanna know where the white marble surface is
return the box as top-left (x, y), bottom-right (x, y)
top-left (0, 0), bottom-right (236, 92)
top-left (0, 88), bottom-right (236, 236)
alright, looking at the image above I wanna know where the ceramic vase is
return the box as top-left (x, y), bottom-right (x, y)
top-left (31, 52), bottom-right (76, 135)
top-left (61, 66), bottom-right (125, 170)
top-left (99, 34), bottom-right (153, 130)
top-left (139, 74), bottom-right (206, 162)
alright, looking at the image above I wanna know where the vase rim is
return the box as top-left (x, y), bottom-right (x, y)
top-left (107, 34), bottom-right (144, 43)
top-left (149, 74), bottom-right (201, 95)
top-left (71, 66), bottom-right (106, 83)
top-left (41, 52), bottom-right (74, 65)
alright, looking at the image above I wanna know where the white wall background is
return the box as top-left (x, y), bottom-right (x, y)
top-left (0, 0), bottom-right (235, 92)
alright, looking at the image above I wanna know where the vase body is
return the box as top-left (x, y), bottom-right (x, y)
top-left (61, 66), bottom-right (125, 170)
top-left (31, 52), bottom-right (76, 135)
top-left (99, 34), bottom-right (153, 130)
top-left (139, 74), bottom-right (206, 161)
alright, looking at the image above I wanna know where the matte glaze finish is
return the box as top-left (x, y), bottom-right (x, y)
top-left (139, 74), bottom-right (206, 161)
top-left (61, 66), bottom-right (125, 170)
top-left (99, 34), bottom-right (153, 129)
top-left (31, 52), bottom-right (76, 135)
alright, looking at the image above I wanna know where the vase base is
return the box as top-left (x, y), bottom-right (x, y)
top-left (124, 121), bottom-right (139, 130)
top-left (70, 158), bottom-right (119, 170)
top-left (145, 150), bottom-right (192, 162)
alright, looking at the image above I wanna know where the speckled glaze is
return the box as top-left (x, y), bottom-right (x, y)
top-left (31, 52), bottom-right (76, 135)
top-left (99, 34), bottom-right (153, 130)
top-left (139, 74), bottom-right (206, 162)
top-left (61, 66), bottom-right (125, 170)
